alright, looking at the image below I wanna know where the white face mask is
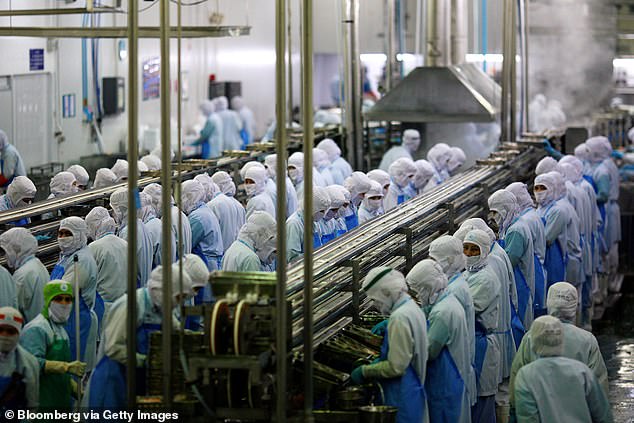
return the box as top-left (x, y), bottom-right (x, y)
top-left (325, 209), bottom-right (337, 221)
top-left (313, 211), bottom-right (325, 222)
top-left (366, 198), bottom-right (383, 211)
top-left (433, 256), bottom-right (452, 274)
top-left (149, 287), bottom-right (163, 310)
top-left (49, 302), bottom-right (72, 323)
top-left (466, 255), bottom-right (483, 270)
top-left (288, 168), bottom-right (300, 183)
top-left (0, 335), bottom-right (19, 353)
top-left (352, 194), bottom-right (364, 208)
top-left (256, 238), bottom-right (277, 265)
top-left (16, 198), bottom-right (33, 208)
top-left (224, 182), bottom-right (237, 197)
top-left (244, 184), bottom-right (258, 198)
top-left (534, 190), bottom-right (549, 206)
top-left (58, 236), bottom-right (76, 255)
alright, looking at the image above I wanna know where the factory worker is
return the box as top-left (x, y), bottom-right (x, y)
top-left (222, 211), bottom-right (276, 272)
top-left (534, 172), bottom-right (569, 289)
top-left (428, 235), bottom-right (476, 406)
top-left (511, 316), bottom-right (612, 423)
top-left (0, 176), bottom-right (36, 226)
top-left (317, 138), bottom-right (353, 180)
top-left (139, 191), bottom-right (162, 267)
top-left (52, 217), bottom-right (99, 370)
top-left (137, 160), bottom-right (149, 173)
top-left (209, 171), bottom-right (246, 251)
top-left (150, 146), bottom-right (175, 162)
top-left (509, 283), bottom-right (608, 416)
top-left (407, 260), bottom-right (472, 423)
top-left (535, 156), bottom-right (558, 175)
top-left (358, 181), bottom-right (384, 224)
top-left (0, 307), bottom-right (39, 409)
top-left (214, 96), bottom-right (243, 152)
top-left (318, 186), bottom-right (341, 244)
top-left (506, 182), bottom-right (547, 317)
top-left (93, 168), bottom-right (117, 189)
top-left (87, 265), bottom-right (192, 408)
top-left (182, 180), bottom-right (224, 274)
top-left (425, 142), bottom-right (453, 188)
top-left (488, 189), bottom-right (535, 333)
top-left (67, 164), bottom-right (89, 191)
top-left (194, 173), bottom-right (219, 203)
top-left (0, 228), bottom-right (48, 323)
top-left (231, 96), bottom-right (256, 146)
top-left (342, 172), bottom-right (372, 231)
top-left (331, 185), bottom-right (351, 237)
top-left (350, 267), bottom-right (427, 423)
top-left (324, 185), bottom-right (348, 238)
top-left (574, 143), bottom-right (596, 181)
top-left (177, 254), bottom-right (209, 331)
top-left (314, 148), bottom-right (336, 186)
top-left (367, 169), bottom-right (391, 196)
top-left (20, 280), bottom-right (86, 409)
top-left (144, 183), bottom-right (190, 260)
top-left (378, 129), bottom-right (421, 171)
top-left (413, 159), bottom-right (435, 195)
top-left (288, 152), bottom-right (306, 200)
top-left (140, 154), bottom-right (161, 171)
top-left (110, 188), bottom-right (154, 287)
top-left (110, 159), bottom-right (129, 182)
top-left (447, 146), bottom-right (466, 175)
top-left (239, 161), bottom-right (264, 182)
top-left (0, 257), bottom-right (16, 310)
top-left (244, 166), bottom-right (276, 219)
top-left (384, 157), bottom-right (417, 211)
top-left (264, 154), bottom-right (298, 218)
top-left (49, 171), bottom-right (78, 198)
top-left (193, 100), bottom-right (223, 159)
top-left (0, 129), bottom-right (26, 188)
top-left (286, 186), bottom-right (330, 262)
top-left (85, 207), bottom-right (127, 320)
top-left (462, 230), bottom-right (502, 423)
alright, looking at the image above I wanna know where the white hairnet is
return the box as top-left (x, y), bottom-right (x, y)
top-left (150, 146), bottom-right (175, 161)
top-left (200, 100), bottom-right (215, 117)
top-left (180, 254), bottom-right (209, 289)
top-left (463, 229), bottom-right (492, 269)
top-left (0, 129), bottom-right (8, 150)
top-left (326, 185), bottom-right (346, 209)
top-left (558, 162), bottom-right (580, 184)
top-left (586, 136), bottom-right (612, 163)
top-left (311, 186), bottom-right (331, 215)
top-left (454, 218), bottom-right (496, 243)
top-left (365, 180), bottom-right (384, 199)
top-left (109, 188), bottom-right (129, 222)
top-left (0, 307), bottom-right (24, 334)
top-left (313, 148), bottom-right (331, 171)
top-left (573, 143), bottom-right (590, 161)
top-left (214, 96), bottom-right (229, 111)
top-left (181, 180), bottom-right (205, 215)
top-left (427, 143), bottom-right (452, 171)
top-left (211, 171), bottom-right (236, 197)
top-left (137, 160), bottom-right (149, 173)
top-left (141, 154), bottom-right (161, 171)
top-left (546, 170), bottom-right (566, 199)
top-left (67, 165), bottom-right (89, 187)
top-left (413, 159), bottom-right (435, 190)
top-left (230, 96), bottom-right (244, 110)
top-left (94, 168), bottom-right (117, 189)
top-left (194, 173), bottom-right (218, 202)
top-left (388, 157), bottom-right (417, 188)
top-left (0, 228), bottom-right (38, 269)
top-left (317, 138), bottom-right (341, 161)
top-left (7, 176), bottom-right (36, 208)
top-left (264, 154), bottom-right (282, 179)
top-left (138, 191), bottom-right (156, 222)
top-left (344, 172), bottom-right (372, 206)
top-left (367, 169), bottom-right (391, 192)
top-left (288, 152), bottom-right (304, 171)
top-left (111, 159), bottom-right (129, 182)
top-left (505, 182), bottom-right (534, 210)
top-left (534, 173), bottom-right (557, 206)
top-left (447, 147), bottom-right (466, 173)
top-left (488, 189), bottom-right (519, 233)
top-left (402, 129), bottom-right (421, 153)
top-left (546, 281), bottom-right (578, 321)
top-left (244, 166), bottom-right (268, 196)
top-left (535, 156), bottom-right (558, 175)
top-left (238, 210), bottom-right (277, 253)
top-left (59, 216), bottom-right (88, 254)
top-left (50, 172), bottom-right (77, 197)
top-left (85, 206), bottom-right (117, 241)
top-left (362, 267), bottom-right (408, 314)
top-left (406, 259), bottom-right (448, 306)
top-left (530, 315), bottom-right (564, 357)
top-left (240, 161), bottom-right (265, 182)
top-left (143, 183), bottom-right (163, 217)
top-left (429, 235), bottom-right (466, 276)
top-left (148, 264), bottom-right (193, 304)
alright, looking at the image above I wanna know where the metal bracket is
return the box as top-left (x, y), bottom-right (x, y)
top-left (441, 202), bottom-right (456, 234)
top-left (343, 259), bottom-right (362, 324)
top-left (396, 227), bottom-right (413, 273)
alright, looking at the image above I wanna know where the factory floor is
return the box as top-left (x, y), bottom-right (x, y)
top-left (595, 275), bottom-right (634, 423)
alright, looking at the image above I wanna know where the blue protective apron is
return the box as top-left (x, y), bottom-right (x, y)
top-left (473, 320), bottom-right (488, 386)
top-left (533, 254), bottom-right (547, 318)
top-left (425, 347), bottom-right (464, 423)
top-left (377, 311), bottom-right (426, 423)
top-left (336, 228), bottom-right (347, 237)
top-left (313, 233), bottom-right (322, 249)
top-left (94, 292), bottom-right (105, 333)
top-left (185, 289), bottom-right (206, 331)
top-left (321, 232), bottom-right (335, 245)
top-left (89, 291), bottom-right (161, 408)
top-left (200, 140), bottom-right (211, 160)
top-left (511, 267), bottom-right (528, 348)
top-left (597, 202), bottom-right (608, 254)
top-left (240, 128), bottom-right (249, 149)
top-left (541, 210), bottom-right (566, 289)
top-left (344, 213), bottom-right (358, 231)
top-left (397, 194), bottom-right (406, 205)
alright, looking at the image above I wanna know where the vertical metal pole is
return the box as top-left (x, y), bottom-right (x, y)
top-left (385, 0), bottom-right (395, 91)
top-left (287, 0), bottom-right (294, 126)
top-left (501, 0), bottom-right (511, 141)
top-left (301, 0), bottom-right (314, 420)
top-left (414, 0), bottom-right (423, 58)
top-left (275, 0), bottom-right (288, 421)
top-left (451, 0), bottom-right (467, 64)
top-left (125, 0), bottom-right (138, 410)
top-left (342, 0), bottom-right (363, 170)
top-left (520, 0), bottom-right (529, 133)
top-left (425, 0), bottom-right (440, 66)
top-left (509, 0), bottom-right (517, 142)
top-left (160, 0), bottom-right (173, 408)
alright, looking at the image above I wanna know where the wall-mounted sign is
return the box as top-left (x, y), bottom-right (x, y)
top-left (29, 49), bottom-right (44, 71)
top-left (142, 57), bottom-right (160, 101)
top-left (62, 94), bottom-right (76, 118)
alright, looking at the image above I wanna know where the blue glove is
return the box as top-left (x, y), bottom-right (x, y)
top-left (371, 320), bottom-right (388, 336)
top-left (542, 139), bottom-right (553, 149)
top-left (350, 367), bottom-right (365, 385)
top-left (612, 150), bottom-right (624, 159)
top-left (35, 234), bottom-right (51, 242)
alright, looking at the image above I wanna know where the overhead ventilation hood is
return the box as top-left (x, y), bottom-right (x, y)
top-left (364, 63), bottom-right (501, 123)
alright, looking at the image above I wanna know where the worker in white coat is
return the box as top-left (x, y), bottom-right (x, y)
top-left (447, 146), bottom-right (466, 176)
top-left (143, 183), bottom-right (188, 261)
top-left (317, 138), bottom-right (353, 180)
top-left (367, 169), bottom-right (391, 196)
top-left (384, 158), bottom-right (417, 211)
top-left (209, 171), bottom-right (246, 251)
top-left (0, 130), bottom-right (26, 188)
top-left (193, 100), bottom-right (223, 158)
top-left (425, 143), bottom-right (453, 189)
top-left (222, 211), bottom-right (277, 272)
top-left (231, 96), bottom-right (256, 146)
top-left (67, 164), bottom-right (90, 190)
top-left (286, 186), bottom-right (330, 262)
top-left (314, 148), bottom-right (336, 186)
top-left (110, 159), bottom-right (129, 183)
top-left (358, 180), bottom-right (384, 224)
top-left (0, 228), bottom-right (48, 323)
top-left (378, 129), bottom-right (421, 171)
top-left (244, 166), bottom-right (276, 219)
top-left (93, 168), bottom-right (117, 189)
top-left (413, 159), bottom-right (435, 195)
top-left (342, 172), bottom-right (372, 231)
top-left (0, 177), bottom-right (36, 227)
top-left (264, 154), bottom-right (298, 218)
top-left (214, 96), bottom-right (243, 151)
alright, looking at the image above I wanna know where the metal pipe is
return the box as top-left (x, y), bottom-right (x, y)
top-left (520, 0), bottom-right (529, 133)
top-left (274, 0), bottom-right (288, 420)
top-left (509, 0), bottom-right (517, 141)
top-left (451, 0), bottom-right (468, 64)
top-left (342, 0), bottom-right (363, 170)
top-left (287, 0), bottom-right (294, 126)
top-left (301, 0), bottom-right (315, 419)
top-left (425, 0), bottom-right (443, 66)
top-left (125, 0), bottom-right (138, 409)
top-left (500, 0), bottom-right (512, 141)
top-left (415, 0), bottom-right (423, 58)
top-left (159, 0), bottom-right (174, 408)
top-left (385, 0), bottom-right (395, 91)
top-left (0, 26), bottom-right (251, 38)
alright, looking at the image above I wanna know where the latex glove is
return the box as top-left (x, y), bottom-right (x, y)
top-left (350, 367), bottom-right (365, 385)
top-left (44, 360), bottom-right (69, 374)
top-left (542, 140), bottom-right (557, 156)
top-left (35, 234), bottom-right (51, 242)
top-left (371, 320), bottom-right (388, 336)
top-left (136, 353), bottom-right (147, 367)
top-left (67, 360), bottom-right (87, 377)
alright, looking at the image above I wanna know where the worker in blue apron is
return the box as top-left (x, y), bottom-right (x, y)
top-left (0, 307), bottom-right (39, 410)
top-left (320, 186), bottom-right (347, 244)
top-left (286, 186), bottom-right (331, 262)
top-left (535, 173), bottom-right (568, 289)
top-left (343, 171), bottom-right (373, 231)
top-left (86, 265), bottom-right (193, 408)
top-left (358, 181), bottom-right (385, 225)
top-left (0, 177), bottom-right (36, 227)
top-left (192, 100), bottom-right (223, 159)
top-left (384, 157), bottom-right (417, 212)
top-left (0, 130), bottom-right (26, 189)
top-left (424, 143), bottom-right (453, 191)
top-left (51, 217), bottom-right (99, 374)
top-left (407, 259), bottom-right (472, 423)
top-left (462, 230), bottom-right (502, 423)
top-left (412, 159), bottom-right (435, 196)
top-left (350, 267), bottom-right (427, 423)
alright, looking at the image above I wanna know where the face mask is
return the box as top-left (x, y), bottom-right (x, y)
top-left (325, 209), bottom-right (337, 221)
top-left (313, 211), bottom-right (325, 222)
top-left (393, 174), bottom-right (410, 188)
top-left (433, 256), bottom-right (452, 274)
top-left (534, 191), bottom-right (549, 205)
top-left (367, 199), bottom-right (382, 211)
top-left (71, 185), bottom-right (80, 194)
top-left (16, 198), bottom-right (32, 208)
top-left (466, 255), bottom-right (482, 270)
top-left (49, 302), bottom-right (72, 323)
top-left (244, 184), bottom-right (258, 198)
top-left (0, 335), bottom-right (19, 353)
top-left (149, 287), bottom-right (163, 310)
top-left (256, 238), bottom-right (277, 265)
top-left (288, 168), bottom-right (300, 183)
top-left (58, 236), bottom-right (76, 255)
top-left (224, 182), bottom-right (237, 197)
top-left (352, 194), bottom-right (364, 208)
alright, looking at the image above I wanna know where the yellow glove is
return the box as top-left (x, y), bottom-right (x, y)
top-left (44, 360), bottom-right (68, 374)
top-left (136, 353), bottom-right (147, 367)
top-left (67, 361), bottom-right (87, 377)
top-left (70, 379), bottom-right (81, 398)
